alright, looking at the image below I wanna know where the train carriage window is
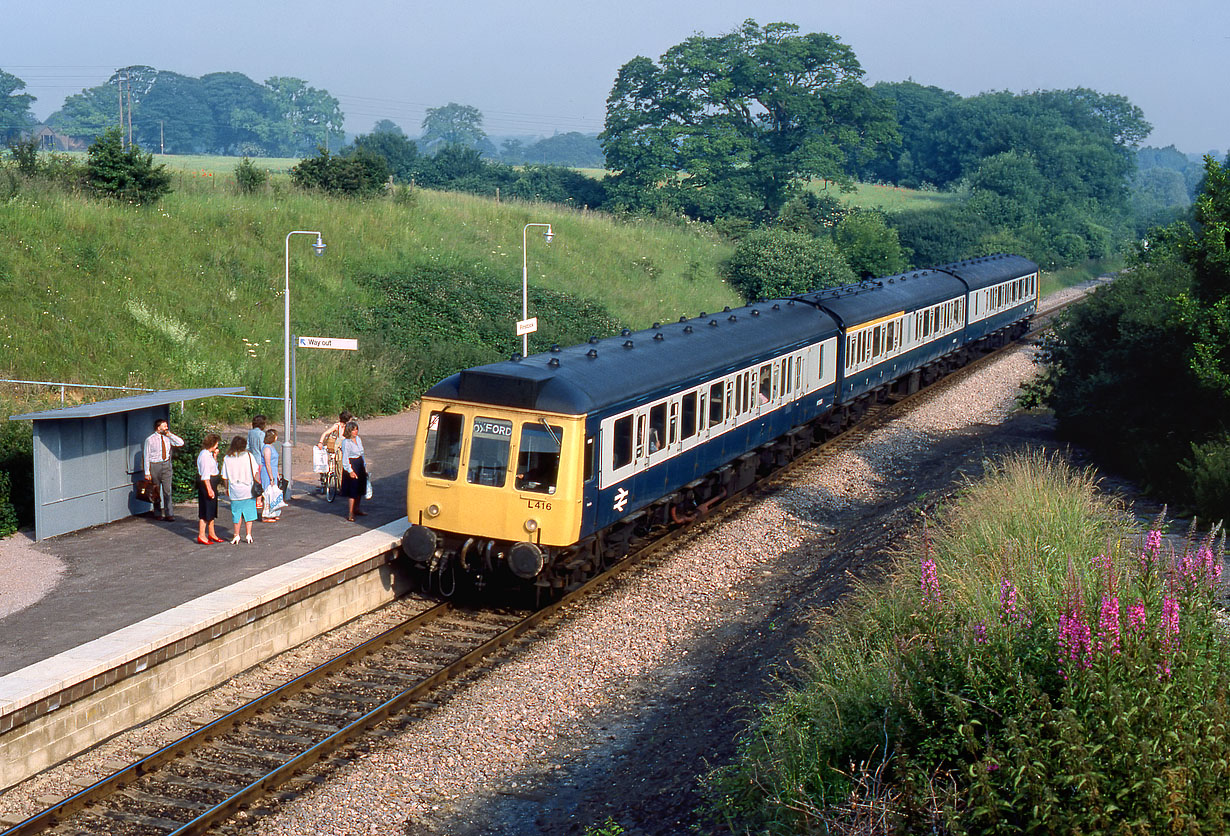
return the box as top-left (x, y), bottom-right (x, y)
top-left (649, 403), bottom-right (666, 452)
top-left (760, 364), bottom-right (772, 405)
top-left (636, 414), bottom-right (647, 459)
top-left (784, 356), bottom-right (794, 395)
top-left (709, 382), bottom-right (724, 425)
top-left (584, 436), bottom-right (595, 482)
top-left (872, 327), bottom-right (882, 359)
top-left (516, 422), bottom-right (563, 494)
top-left (668, 401), bottom-right (679, 445)
top-left (681, 392), bottom-right (697, 440)
top-left (613, 416), bottom-right (633, 469)
top-left (734, 374), bottom-right (744, 417)
top-left (422, 411), bottom-right (463, 480)
top-left (886, 322), bottom-right (895, 354)
top-left (466, 417), bottom-right (513, 487)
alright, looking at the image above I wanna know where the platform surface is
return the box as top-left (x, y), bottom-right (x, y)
top-left (0, 411), bottom-right (418, 678)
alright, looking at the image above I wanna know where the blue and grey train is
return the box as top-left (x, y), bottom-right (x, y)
top-left (400, 253), bottom-right (1039, 591)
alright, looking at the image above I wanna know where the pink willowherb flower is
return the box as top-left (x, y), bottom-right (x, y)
top-left (1058, 606), bottom-right (1092, 681)
top-left (1128, 599), bottom-right (1147, 634)
top-left (920, 556), bottom-right (941, 607)
top-left (1141, 529), bottom-right (1163, 570)
top-left (998, 578), bottom-right (1032, 628)
top-left (1159, 595), bottom-right (1180, 679)
top-left (972, 623), bottom-right (988, 645)
top-left (1095, 594), bottom-right (1121, 656)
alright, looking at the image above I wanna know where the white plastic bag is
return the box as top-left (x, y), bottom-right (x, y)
top-left (265, 483), bottom-right (286, 511)
top-left (312, 445), bottom-right (329, 473)
top-left (364, 476), bottom-right (373, 500)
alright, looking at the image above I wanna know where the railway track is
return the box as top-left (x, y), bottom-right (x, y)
top-left (2, 288), bottom-right (1085, 836)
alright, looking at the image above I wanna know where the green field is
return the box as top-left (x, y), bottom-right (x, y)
top-left (820, 180), bottom-right (962, 212)
top-left (0, 174), bottom-right (738, 422)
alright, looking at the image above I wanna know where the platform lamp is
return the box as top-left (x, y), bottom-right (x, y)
top-left (521, 223), bottom-right (554, 357)
top-left (283, 230), bottom-right (326, 497)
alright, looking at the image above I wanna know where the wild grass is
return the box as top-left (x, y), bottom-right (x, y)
top-left (711, 450), bottom-right (1230, 834)
top-left (0, 176), bottom-right (737, 422)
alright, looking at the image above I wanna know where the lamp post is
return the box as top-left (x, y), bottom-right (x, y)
top-left (521, 223), bottom-right (554, 357)
top-left (284, 230), bottom-right (326, 496)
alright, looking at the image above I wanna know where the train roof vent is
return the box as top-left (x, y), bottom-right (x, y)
top-left (652, 322), bottom-right (661, 329)
top-left (586, 348), bottom-right (598, 358)
top-left (623, 339), bottom-right (634, 349)
top-left (621, 327), bottom-right (632, 337)
top-left (723, 306), bottom-right (731, 312)
top-left (550, 344), bottom-right (561, 353)
top-left (548, 357), bottom-right (560, 367)
top-left (511, 353), bottom-right (523, 362)
top-left (679, 315), bottom-right (688, 323)
top-left (751, 309), bottom-right (760, 316)
top-left (709, 319), bottom-right (718, 327)
top-left (728, 314), bottom-right (737, 322)
top-left (588, 336), bottom-right (599, 344)
top-left (653, 332), bottom-right (664, 341)
top-left (683, 325), bottom-right (693, 333)
top-left (772, 303), bottom-right (781, 310)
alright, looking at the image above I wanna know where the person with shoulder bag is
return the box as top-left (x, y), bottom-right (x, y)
top-left (220, 436), bottom-right (262, 544)
top-left (260, 428), bottom-right (285, 522)
top-left (339, 420), bottom-right (368, 522)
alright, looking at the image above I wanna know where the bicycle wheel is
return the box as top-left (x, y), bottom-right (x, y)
top-left (325, 470), bottom-right (339, 502)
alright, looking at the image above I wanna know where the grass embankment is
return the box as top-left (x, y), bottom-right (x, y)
top-left (0, 176), bottom-right (738, 423)
top-left (713, 451), bottom-right (1230, 833)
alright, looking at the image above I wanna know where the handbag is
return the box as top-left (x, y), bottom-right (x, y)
top-left (249, 453), bottom-right (263, 498)
top-left (278, 477), bottom-right (288, 492)
top-left (136, 478), bottom-right (160, 505)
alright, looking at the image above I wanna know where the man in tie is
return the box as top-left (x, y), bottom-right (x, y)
top-left (144, 418), bottom-right (185, 521)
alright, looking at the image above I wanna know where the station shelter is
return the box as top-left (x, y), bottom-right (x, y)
top-left (8, 388), bottom-right (243, 540)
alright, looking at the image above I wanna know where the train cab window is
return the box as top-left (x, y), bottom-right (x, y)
top-left (515, 422), bottom-right (563, 494)
top-left (759, 364), bottom-right (772, 405)
top-left (584, 435), bottom-right (595, 482)
top-left (681, 392), bottom-right (697, 440)
top-left (613, 415), bottom-right (633, 469)
top-left (422, 411), bottom-right (463, 480)
top-left (466, 417), bottom-right (513, 487)
top-left (649, 403), bottom-right (666, 452)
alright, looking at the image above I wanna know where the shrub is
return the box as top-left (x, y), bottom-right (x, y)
top-left (85, 128), bottom-right (172, 204)
top-left (291, 147), bottom-right (389, 197)
top-left (234, 157), bottom-right (269, 194)
top-left (0, 416), bottom-right (33, 532)
top-left (1181, 434), bottom-right (1230, 521)
top-left (0, 470), bottom-right (17, 537)
top-left (169, 410), bottom-right (220, 502)
top-left (725, 228), bottom-right (854, 301)
top-left (834, 209), bottom-right (907, 278)
top-left (712, 452), bottom-right (1230, 834)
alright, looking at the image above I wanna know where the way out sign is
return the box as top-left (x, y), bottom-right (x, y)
top-left (516, 317), bottom-right (538, 337)
top-left (297, 336), bottom-right (358, 350)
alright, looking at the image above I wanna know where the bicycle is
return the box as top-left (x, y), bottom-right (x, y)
top-left (317, 441), bottom-right (344, 503)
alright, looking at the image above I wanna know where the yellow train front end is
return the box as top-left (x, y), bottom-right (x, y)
top-left (401, 397), bottom-right (588, 586)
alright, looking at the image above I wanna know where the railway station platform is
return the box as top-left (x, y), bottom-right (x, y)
top-left (0, 412), bottom-right (418, 789)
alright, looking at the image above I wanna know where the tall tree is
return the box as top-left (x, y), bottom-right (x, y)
top-left (421, 102), bottom-right (486, 150)
top-left (265, 76), bottom-right (344, 155)
top-left (132, 71), bottom-right (216, 153)
top-left (0, 69), bottom-right (35, 141)
top-left (600, 19), bottom-right (897, 221)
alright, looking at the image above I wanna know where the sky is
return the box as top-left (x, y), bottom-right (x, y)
top-left (3, 0), bottom-right (1226, 155)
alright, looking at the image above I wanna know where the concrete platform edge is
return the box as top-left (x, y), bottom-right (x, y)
top-left (0, 517), bottom-right (411, 789)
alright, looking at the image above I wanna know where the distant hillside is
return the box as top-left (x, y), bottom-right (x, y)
top-left (0, 175), bottom-right (737, 422)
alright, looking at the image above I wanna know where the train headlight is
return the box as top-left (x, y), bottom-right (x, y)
top-left (426, 504), bottom-right (441, 518)
top-left (524, 518), bottom-right (539, 533)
